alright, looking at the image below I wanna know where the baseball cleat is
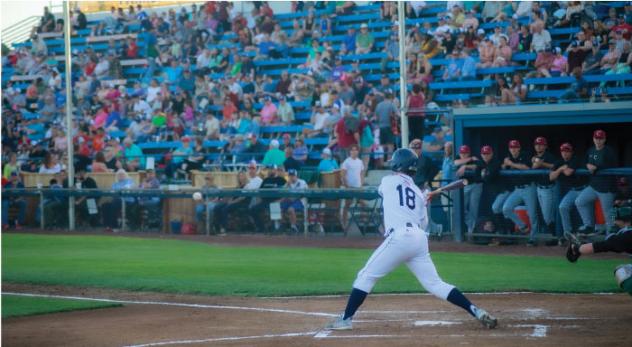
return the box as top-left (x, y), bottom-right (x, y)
top-left (473, 307), bottom-right (498, 329)
top-left (325, 315), bottom-right (353, 330)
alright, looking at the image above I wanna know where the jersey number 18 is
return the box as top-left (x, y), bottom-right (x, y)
top-left (396, 184), bottom-right (416, 210)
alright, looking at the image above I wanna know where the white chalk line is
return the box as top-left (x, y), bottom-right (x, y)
top-left (2, 292), bottom-right (336, 318)
top-left (123, 331), bottom-right (319, 347)
top-left (414, 320), bottom-right (461, 327)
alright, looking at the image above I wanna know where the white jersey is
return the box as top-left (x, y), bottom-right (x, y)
top-left (378, 173), bottom-right (428, 236)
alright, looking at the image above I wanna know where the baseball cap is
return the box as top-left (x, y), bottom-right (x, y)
top-left (248, 160), bottom-right (257, 168)
top-left (534, 136), bottom-right (548, 146)
top-left (593, 129), bottom-right (606, 139)
top-left (270, 139), bottom-right (280, 148)
top-left (322, 148), bottom-right (332, 156)
top-left (477, 28), bottom-right (485, 35)
top-left (481, 145), bottom-right (493, 154)
top-left (288, 169), bottom-right (298, 176)
top-left (266, 164), bottom-right (278, 169)
top-left (360, 23), bottom-right (368, 29)
top-left (560, 143), bottom-right (573, 152)
top-left (459, 145), bottom-right (471, 154)
top-left (508, 140), bottom-right (521, 149)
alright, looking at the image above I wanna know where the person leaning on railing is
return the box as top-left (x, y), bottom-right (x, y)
top-left (454, 145), bottom-right (483, 236)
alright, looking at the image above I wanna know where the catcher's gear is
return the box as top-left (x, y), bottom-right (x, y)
top-left (389, 148), bottom-right (418, 173)
top-left (565, 233), bottom-right (582, 263)
top-left (614, 264), bottom-right (632, 289)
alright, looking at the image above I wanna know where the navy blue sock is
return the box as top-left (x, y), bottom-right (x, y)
top-left (343, 288), bottom-right (368, 320)
top-left (447, 288), bottom-right (476, 317)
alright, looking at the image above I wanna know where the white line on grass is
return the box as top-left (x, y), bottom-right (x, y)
top-left (2, 292), bottom-right (337, 318)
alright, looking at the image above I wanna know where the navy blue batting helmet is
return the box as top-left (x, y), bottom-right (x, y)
top-left (390, 148), bottom-right (418, 173)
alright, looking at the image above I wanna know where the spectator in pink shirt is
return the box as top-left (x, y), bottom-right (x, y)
top-left (260, 96), bottom-right (278, 125)
top-left (492, 36), bottom-right (512, 67)
top-left (551, 47), bottom-right (569, 75)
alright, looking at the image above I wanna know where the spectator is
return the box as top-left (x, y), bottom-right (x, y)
top-left (317, 147), bottom-right (339, 173)
top-left (530, 22), bottom-right (551, 53)
top-left (292, 138), bottom-right (308, 163)
top-left (39, 152), bottom-right (62, 174)
top-left (213, 171), bottom-right (252, 235)
top-left (533, 47), bottom-right (556, 77)
top-left (2, 172), bottom-right (26, 229)
top-left (600, 41), bottom-right (621, 72)
top-left (407, 84), bottom-right (426, 143)
top-left (277, 96), bottom-right (295, 125)
top-left (443, 50), bottom-right (463, 81)
top-left (246, 133), bottom-right (268, 159)
top-left (262, 139), bottom-right (286, 167)
top-left (375, 90), bottom-right (398, 161)
top-left (195, 174), bottom-right (220, 234)
top-left (249, 164), bottom-right (287, 233)
top-left (583, 43), bottom-right (604, 74)
top-left (123, 137), bottom-right (145, 171)
top-left (168, 136), bottom-right (194, 179)
top-left (340, 144), bottom-right (365, 229)
top-left (3, 152), bottom-right (20, 179)
top-left (382, 28), bottom-right (400, 72)
top-left (204, 112), bottom-right (220, 140)
top-left (39, 7), bottom-right (55, 32)
top-left (281, 169), bottom-right (308, 233)
top-left (477, 39), bottom-right (495, 68)
top-left (102, 169), bottom-right (136, 232)
top-left (492, 36), bottom-right (512, 67)
top-left (355, 23), bottom-right (374, 54)
top-left (260, 96), bottom-right (278, 125)
top-left (283, 145), bottom-right (302, 172)
top-left (551, 47), bottom-right (569, 75)
top-left (502, 74), bottom-right (527, 105)
top-left (461, 48), bottom-right (477, 80)
top-left (74, 168), bottom-right (99, 228)
top-left (567, 41), bottom-right (589, 73)
top-left (342, 27), bottom-right (357, 54)
top-left (560, 67), bottom-right (589, 102)
top-left (91, 151), bottom-right (110, 172)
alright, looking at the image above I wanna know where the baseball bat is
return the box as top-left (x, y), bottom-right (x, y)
top-left (436, 179), bottom-right (468, 193)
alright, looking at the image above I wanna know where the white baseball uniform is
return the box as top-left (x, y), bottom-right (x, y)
top-left (353, 173), bottom-right (454, 299)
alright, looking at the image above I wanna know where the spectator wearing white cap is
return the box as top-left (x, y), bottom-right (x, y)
top-left (317, 148), bottom-right (339, 173)
top-left (355, 23), bottom-right (374, 54)
top-left (262, 139), bottom-right (286, 167)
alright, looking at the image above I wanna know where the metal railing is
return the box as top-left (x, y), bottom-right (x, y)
top-left (2, 16), bottom-right (40, 48)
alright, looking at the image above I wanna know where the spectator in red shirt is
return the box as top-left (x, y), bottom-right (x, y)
top-left (334, 109), bottom-right (361, 161)
top-left (611, 15), bottom-right (632, 40)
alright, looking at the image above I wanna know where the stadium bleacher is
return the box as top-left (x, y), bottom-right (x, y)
top-left (2, 0), bottom-right (631, 183)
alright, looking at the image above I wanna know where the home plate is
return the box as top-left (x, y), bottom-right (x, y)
top-left (414, 320), bottom-right (462, 327)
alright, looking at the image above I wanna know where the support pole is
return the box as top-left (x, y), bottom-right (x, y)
top-left (397, 0), bottom-right (409, 149)
top-left (63, 1), bottom-right (75, 230)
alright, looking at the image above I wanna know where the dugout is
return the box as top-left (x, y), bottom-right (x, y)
top-left (450, 101), bottom-right (632, 240)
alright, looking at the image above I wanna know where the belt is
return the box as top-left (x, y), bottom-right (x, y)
top-left (571, 185), bottom-right (587, 191)
top-left (537, 184), bottom-right (554, 189)
top-left (515, 184), bottom-right (530, 189)
top-left (387, 222), bottom-right (421, 236)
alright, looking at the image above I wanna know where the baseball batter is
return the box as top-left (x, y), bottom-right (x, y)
top-left (325, 148), bottom-right (497, 330)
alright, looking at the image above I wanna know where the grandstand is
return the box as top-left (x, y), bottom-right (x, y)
top-left (2, 1), bottom-right (631, 241)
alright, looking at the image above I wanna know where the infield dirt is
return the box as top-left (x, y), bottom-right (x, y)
top-left (3, 283), bottom-right (631, 347)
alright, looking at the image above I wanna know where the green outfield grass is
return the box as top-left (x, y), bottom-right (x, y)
top-left (2, 294), bottom-right (121, 318)
top-left (1, 234), bottom-right (626, 296)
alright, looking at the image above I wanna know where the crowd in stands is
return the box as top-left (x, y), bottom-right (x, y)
top-left (2, 1), bottom-right (631, 188)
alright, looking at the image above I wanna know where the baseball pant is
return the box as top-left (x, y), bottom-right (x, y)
top-left (536, 186), bottom-right (556, 226)
top-left (492, 191), bottom-right (510, 214)
top-left (353, 225), bottom-right (454, 300)
top-left (559, 189), bottom-right (581, 234)
top-left (502, 184), bottom-right (539, 240)
top-left (575, 186), bottom-right (615, 229)
top-left (464, 183), bottom-right (483, 233)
